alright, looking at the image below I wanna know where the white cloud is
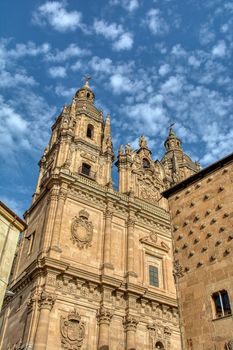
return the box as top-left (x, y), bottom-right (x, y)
top-left (0, 70), bottom-right (36, 88)
top-left (0, 40), bottom-right (50, 69)
top-left (188, 55), bottom-right (201, 68)
top-left (48, 66), bottom-right (66, 78)
top-left (199, 24), bottom-right (215, 45)
top-left (123, 0), bottom-right (139, 12)
top-left (110, 74), bottom-right (132, 93)
top-left (55, 84), bottom-right (76, 97)
top-left (160, 76), bottom-right (184, 94)
top-left (144, 9), bottom-right (169, 36)
top-left (111, 0), bottom-right (139, 12)
top-left (93, 20), bottom-right (123, 40)
top-left (71, 60), bottom-right (83, 71)
top-left (112, 32), bottom-right (134, 51)
top-left (158, 64), bottom-right (170, 76)
top-left (93, 19), bottom-right (134, 51)
top-left (45, 43), bottom-right (90, 62)
top-left (89, 56), bottom-right (113, 74)
top-left (212, 40), bottom-right (227, 57)
top-left (32, 1), bottom-right (84, 32)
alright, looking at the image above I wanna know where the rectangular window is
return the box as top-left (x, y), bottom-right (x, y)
top-left (27, 231), bottom-right (35, 255)
top-left (149, 265), bottom-right (159, 287)
top-left (212, 290), bottom-right (231, 318)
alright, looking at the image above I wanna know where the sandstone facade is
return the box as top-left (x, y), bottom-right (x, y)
top-left (0, 201), bottom-right (26, 311)
top-left (163, 153), bottom-right (233, 350)
top-left (0, 81), bottom-right (198, 350)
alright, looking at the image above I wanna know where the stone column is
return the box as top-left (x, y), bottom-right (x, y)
top-left (124, 314), bottom-right (138, 350)
top-left (22, 292), bottom-right (38, 349)
top-left (126, 217), bottom-right (135, 274)
top-left (33, 292), bottom-right (56, 350)
top-left (97, 306), bottom-right (113, 350)
top-left (103, 208), bottom-right (113, 269)
top-left (39, 186), bottom-right (59, 253)
top-left (50, 185), bottom-right (67, 252)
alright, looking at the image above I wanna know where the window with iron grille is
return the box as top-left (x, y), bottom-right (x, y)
top-left (149, 265), bottom-right (159, 287)
top-left (212, 290), bottom-right (231, 318)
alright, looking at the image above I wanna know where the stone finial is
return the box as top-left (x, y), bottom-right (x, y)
top-left (139, 135), bottom-right (148, 148)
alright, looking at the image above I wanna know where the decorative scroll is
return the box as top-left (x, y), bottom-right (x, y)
top-left (61, 309), bottom-right (86, 350)
top-left (71, 210), bottom-right (93, 249)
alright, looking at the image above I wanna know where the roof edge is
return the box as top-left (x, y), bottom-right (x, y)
top-left (162, 151), bottom-right (233, 198)
top-left (0, 201), bottom-right (27, 231)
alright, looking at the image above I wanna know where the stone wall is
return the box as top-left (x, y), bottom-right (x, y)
top-left (166, 158), bottom-right (233, 349)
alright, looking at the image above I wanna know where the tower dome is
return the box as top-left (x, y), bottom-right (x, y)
top-left (75, 76), bottom-right (95, 103)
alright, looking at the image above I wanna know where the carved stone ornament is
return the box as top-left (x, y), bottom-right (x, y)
top-left (140, 231), bottom-right (170, 252)
top-left (61, 309), bottom-right (86, 350)
top-left (71, 210), bottom-right (93, 249)
top-left (173, 260), bottom-right (184, 280)
top-left (123, 314), bottom-right (139, 332)
top-left (147, 323), bottom-right (172, 350)
top-left (38, 291), bottom-right (56, 311)
top-left (97, 306), bottom-right (113, 325)
top-left (226, 340), bottom-right (233, 350)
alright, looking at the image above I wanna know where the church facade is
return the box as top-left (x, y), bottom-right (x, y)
top-left (0, 81), bottom-right (214, 350)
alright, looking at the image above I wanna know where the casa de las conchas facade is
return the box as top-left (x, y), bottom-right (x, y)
top-left (1, 80), bottom-right (229, 350)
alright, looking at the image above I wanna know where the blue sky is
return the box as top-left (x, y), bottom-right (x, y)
top-left (0, 0), bottom-right (233, 216)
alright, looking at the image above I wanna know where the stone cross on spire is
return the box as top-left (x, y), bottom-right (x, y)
top-left (84, 75), bottom-right (92, 87)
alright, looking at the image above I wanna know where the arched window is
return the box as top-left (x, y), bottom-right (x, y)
top-left (143, 158), bottom-right (150, 169)
top-left (81, 163), bottom-right (91, 176)
top-left (86, 124), bottom-right (94, 139)
top-left (155, 341), bottom-right (165, 349)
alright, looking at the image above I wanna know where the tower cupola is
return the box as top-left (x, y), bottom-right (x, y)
top-left (75, 76), bottom-right (95, 103)
top-left (164, 127), bottom-right (182, 151)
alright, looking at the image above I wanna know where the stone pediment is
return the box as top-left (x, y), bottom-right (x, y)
top-left (140, 231), bottom-right (170, 252)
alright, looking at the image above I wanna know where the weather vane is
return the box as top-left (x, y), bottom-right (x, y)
top-left (169, 122), bottom-right (175, 129)
top-left (84, 75), bottom-right (92, 86)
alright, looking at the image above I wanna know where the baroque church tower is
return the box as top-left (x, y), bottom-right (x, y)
top-left (0, 81), bottom-right (199, 350)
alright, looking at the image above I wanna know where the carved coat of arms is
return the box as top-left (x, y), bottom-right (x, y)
top-left (71, 210), bottom-right (93, 248)
top-left (60, 309), bottom-right (86, 350)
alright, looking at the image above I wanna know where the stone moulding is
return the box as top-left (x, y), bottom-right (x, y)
top-left (60, 309), bottom-right (86, 350)
top-left (71, 209), bottom-right (93, 249)
top-left (140, 231), bottom-right (170, 252)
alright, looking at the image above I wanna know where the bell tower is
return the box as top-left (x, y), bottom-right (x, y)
top-left (161, 127), bottom-right (200, 184)
top-left (33, 78), bottom-right (114, 203)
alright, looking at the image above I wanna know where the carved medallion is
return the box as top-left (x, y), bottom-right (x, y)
top-left (61, 309), bottom-right (85, 350)
top-left (71, 210), bottom-right (93, 249)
